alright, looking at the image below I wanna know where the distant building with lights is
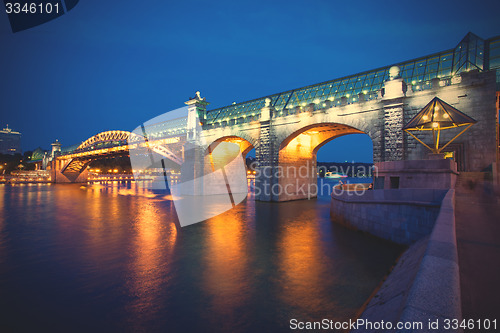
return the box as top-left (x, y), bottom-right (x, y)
top-left (0, 125), bottom-right (21, 155)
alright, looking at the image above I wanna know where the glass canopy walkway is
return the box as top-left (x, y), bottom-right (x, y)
top-left (205, 32), bottom-right (500, 127)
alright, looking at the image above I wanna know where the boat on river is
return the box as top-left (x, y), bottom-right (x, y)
top-left (324, 172), bottom-right (348, 179)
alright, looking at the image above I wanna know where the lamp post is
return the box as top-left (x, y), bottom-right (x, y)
top-left (403, 97), bottom-right (477, 156)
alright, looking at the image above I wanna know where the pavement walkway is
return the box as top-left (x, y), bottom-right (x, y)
top-left (455, 183), bottom-right (500, 320)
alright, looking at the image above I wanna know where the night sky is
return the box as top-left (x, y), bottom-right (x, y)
top-left (1, 0), bottom-right (499, 162)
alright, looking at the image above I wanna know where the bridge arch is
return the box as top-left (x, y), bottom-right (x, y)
top-left (206, 135), bottom-right (255, 158)
top-left (53, 130), bottom-right (144, 183)
top-left (278, 123), bottom-right (367, 158)
top-left (274, 122), bottom-right (372, 201)
top-left (203, 135), bottom-right (256, 179)
top-left (77, 130), bottom-right (140, 151)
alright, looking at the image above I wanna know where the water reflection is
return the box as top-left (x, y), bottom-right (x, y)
top-left (0, 182), bottom-right (403, 332)
top-left (201, 205), bottom-right (252, 327)
top-left (277, 207), bottom-right (330, 317)
top-left (126, 199), bottom-right (177, 329)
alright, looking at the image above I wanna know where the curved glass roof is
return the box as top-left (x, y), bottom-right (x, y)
top-left (60, 32), bottom-right (500, 156)
top-left (142, 116), bottom-right (188, 138)
top-left (206, 33), bottom-right (500, 125)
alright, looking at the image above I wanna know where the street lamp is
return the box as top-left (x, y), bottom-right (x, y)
top-left (403, 97), bottom-right (477, 154)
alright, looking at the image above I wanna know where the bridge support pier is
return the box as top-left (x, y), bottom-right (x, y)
top-left (254, 99), bottom-right (280, 201)
top-left (51, 168), bottom-right (89, 183)
top-left (50, 159), bottom-right (89, 183)
top-left (178, 143), bottom-right (206, 195)
top-left (276, 157), bottom-right (317, 201)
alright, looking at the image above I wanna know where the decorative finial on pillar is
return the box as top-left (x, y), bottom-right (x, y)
top-left (261, 98), bottom-right (273, 122)
top-left (388, 66), bottom-right (401, 80)
top-left (383, 66), bottom-right (405, 99)
top-left (185, 91), bottom-right (209, 106)
top-left (187, 91), bottom-right (206, 102)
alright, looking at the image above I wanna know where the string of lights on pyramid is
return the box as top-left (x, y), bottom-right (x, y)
top-left (403, 97), bottom-right (477, 154)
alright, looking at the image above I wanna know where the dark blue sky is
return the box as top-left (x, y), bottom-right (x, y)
top-left (1, 0), bottom-right (500, 162)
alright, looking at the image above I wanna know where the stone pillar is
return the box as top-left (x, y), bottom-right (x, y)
top-left (185, 91), bottom-right (209, 141)
top-left (382, 66), bottom-right (406, 161)
top-left (371, 127), bottom-right (385, 163)
top-left (277, 155), bottom-right (317, 201)
top-left (180, 92), bottom-right (210, 195)
top-left (255, 98), bottom-right (279, 201)
top-left (382, 101), bottom-right (405, 161)
top-left (50, 159), bottom-right (57, 183)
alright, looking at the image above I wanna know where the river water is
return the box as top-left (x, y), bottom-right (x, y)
top-left (0, 180), bottom-right (402, 332)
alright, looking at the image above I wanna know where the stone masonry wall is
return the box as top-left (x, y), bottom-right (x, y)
top-left (330, 189), bottom-right (447, 244)
top-left (383, 101), bottom-right (405, 161)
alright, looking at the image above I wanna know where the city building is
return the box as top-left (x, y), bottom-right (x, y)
top-left (0, 125), bottom-right (21, 155)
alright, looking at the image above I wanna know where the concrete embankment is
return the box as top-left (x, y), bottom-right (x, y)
top-left (330, 189), bottom-right (447, 244)
top-left (351, 190), bottom-right (461, 332)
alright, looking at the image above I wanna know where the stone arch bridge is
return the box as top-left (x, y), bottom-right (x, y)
top-left (53, 69), bottom-right (497, 201)
top-left (52, 32), bottom-right (499, 201)
top-left (199, 69), bottom-right (497, 201)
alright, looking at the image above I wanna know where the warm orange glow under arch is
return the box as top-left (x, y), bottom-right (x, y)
top-left (207, 136), bottom-right (255, 158)
top-left (276, 123), bottom-right (369, 201)
top-left (279, 123), bottom-right (366, 160)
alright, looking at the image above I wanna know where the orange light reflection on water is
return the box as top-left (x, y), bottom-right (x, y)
top-left (277, 210), bottom-right (336, 317)
top-left (126, 198), bottom-right (177, 326)
top-left (202, 208), bottom-right (251, 324)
